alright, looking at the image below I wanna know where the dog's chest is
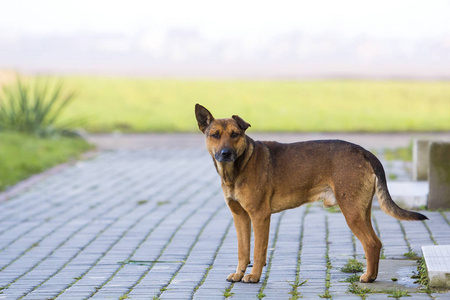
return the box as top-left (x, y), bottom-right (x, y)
top-left (222, 183), bottom-right (237, 201)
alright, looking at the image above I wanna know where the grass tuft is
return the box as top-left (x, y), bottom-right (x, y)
top-left (403, 251), bottom-right (421, 260)
top-left (412, 257), bottom-right (429, 288)
top-left (257, 291), bottom-right (266, 299)
top-left (0, 77), bottom-right (80, 137)
top-left (318, 290), bottom-right (332, 298)
top-left (343, 274), bottom-right (361, 283)
top-left (386, 288), bottom-right (411, 298)
top-left (287, 279), bottom-right (307, 299)
top-left (341, 259), bottom-right (365, 273)
top-left (157, 200), bottom-right (170, 206)
top-left (222, 286), bottom-right (234, 298)
top-left (325, 205), bottom-right (341, 213)
top-left (348, 282), bottom-right (372, 299)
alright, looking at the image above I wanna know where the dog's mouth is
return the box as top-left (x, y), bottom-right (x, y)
top-left (215, 148), bottom-right (237, 162)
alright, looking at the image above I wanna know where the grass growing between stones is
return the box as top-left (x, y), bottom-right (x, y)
top-left (318, 290), bottom-right (333, 299)
top-left (342, 257), bottom-right (430, 298)
top-left (318, 215), bottom-right (332, 299)
top-left (341, 259), bottom-right (365, 273)
top-left (412, 257), bottom-right (449, 294)
top-left (193, 218), bottom-right (233, 296)
top-left (287, 279), bottom-right (308, 300)
top-left (324, 205), bottom-right (341, 213)
top-left (385, 288), bottom-right (411, 298)
top-left (157, 200), bottom-right (170, 206)
top-left (257, 291), bottom-right (266, 299)
top-left (222, 285), bottom-right (234, 298)
top-left (403, 251), bottom-right (421, 260)
top-left (348, 283), bottom-right (415, 299)
top-left (348, 282), bottom-right (373, 299)
top-left (289, 205), bottom-right (309, 300)
top-left (341, 258), bottom-right (370, 298)
top-left (412, 257), bottom-right (429, 288)
top-left (257, 212), bottom-right (285, 299)
top-left (343, 274), bottom-right (361, 283)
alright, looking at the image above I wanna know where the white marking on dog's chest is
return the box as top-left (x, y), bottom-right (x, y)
top-left (217, 162), bottom-right (236, 184)
top-left (222, 183), bottom-right (237, 201)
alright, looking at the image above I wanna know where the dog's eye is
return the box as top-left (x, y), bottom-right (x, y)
top-left (230, 132), bottom-right (239, 138)
top-left (211, 132), bottom-right (220, 139)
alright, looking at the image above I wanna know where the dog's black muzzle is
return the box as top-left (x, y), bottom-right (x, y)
top-left (215, 148), bottom-right (236, 162)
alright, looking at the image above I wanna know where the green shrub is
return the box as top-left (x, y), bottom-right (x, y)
top-left (0, 77), bottom-right (79, 137)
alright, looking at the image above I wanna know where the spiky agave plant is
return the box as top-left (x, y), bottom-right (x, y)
top-left (0, 77), bottom-right (79, 137)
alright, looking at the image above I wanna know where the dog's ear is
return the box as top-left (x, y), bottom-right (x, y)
top-left (232, 115), bottom-right (251, 131)
top-left (195, 104), bottom-right (214, 133)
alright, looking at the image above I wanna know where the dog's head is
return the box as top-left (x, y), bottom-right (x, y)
top-left (195, 104), bottom-right (251, 163)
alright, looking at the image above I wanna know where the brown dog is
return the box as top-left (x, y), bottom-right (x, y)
top-left (195, 104), bottom-right (427, 284)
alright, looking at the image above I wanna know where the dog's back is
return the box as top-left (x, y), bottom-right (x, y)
top-left (257, 139), bottom-right (427, 221)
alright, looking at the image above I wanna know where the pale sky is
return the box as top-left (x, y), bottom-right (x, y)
top-left (1, 0), bottom-right (450, 40)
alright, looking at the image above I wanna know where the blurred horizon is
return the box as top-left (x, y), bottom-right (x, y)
top-left (1, 0), bottom-right (450, 79)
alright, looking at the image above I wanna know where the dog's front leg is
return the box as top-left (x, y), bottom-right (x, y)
top-left (242, 210), bottom-right (271, 283)
top-left (226, 200), bottom-right (251, 282)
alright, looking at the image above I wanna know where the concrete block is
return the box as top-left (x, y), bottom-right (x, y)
top-left (413, 139), bottom-right (431, 181)
top-left (422, 245), bottom-right (450, 288)
top-left (428, 142), bottom-right (450, 210)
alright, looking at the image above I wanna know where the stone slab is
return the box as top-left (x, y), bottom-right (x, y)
top-left (428, 142), bottom-right (450, 210)
top-left (413, 139), bottom-right (431, 181)
top-left (422, 245), bottom-right (450, 288)
top-left (356, 259), bottom-right (423, 293)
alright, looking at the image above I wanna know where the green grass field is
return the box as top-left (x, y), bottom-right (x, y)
top-left (0, 132), bottom-right (93, 191)
top-left (1, 77), bottom-right (448, 191)
top-left (58, 77), bottom-right (450, 133)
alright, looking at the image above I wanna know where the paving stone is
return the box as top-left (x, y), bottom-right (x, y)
top-left (422, 245), bottom-right (450, 288)
top-left (0, 145), bottom-right (449, 299)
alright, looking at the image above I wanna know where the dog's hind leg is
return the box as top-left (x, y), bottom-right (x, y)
top-left (335, 185), bottom-right (382, 283)
top-left (226, 200), bottom-right (251, 282)
top-left (343, 204), bottom-right (381, 282)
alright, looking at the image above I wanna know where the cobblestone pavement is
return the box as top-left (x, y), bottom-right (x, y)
top-left (1, 137), bottom-right (450, 299)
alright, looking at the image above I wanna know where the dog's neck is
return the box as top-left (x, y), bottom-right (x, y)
top-left (214, 136), bottom-right (255, 185)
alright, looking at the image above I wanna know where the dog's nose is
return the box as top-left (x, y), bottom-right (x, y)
top-left (216, 148), bottom-right (235, 162)
top-left (221, 149), bottom-right (233, 159)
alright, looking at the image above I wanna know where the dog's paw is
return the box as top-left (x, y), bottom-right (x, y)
top-left (359, 273), bottom-right (376, 283)
top-left (226, 272), bottom-right (244, 282)
top-left (242, 274), bottom-right (260, 283)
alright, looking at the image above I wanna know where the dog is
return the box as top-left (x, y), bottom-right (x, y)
top-left (195, 104), bottom-right (427, 284)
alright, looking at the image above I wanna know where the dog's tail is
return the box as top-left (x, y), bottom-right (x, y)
top-left (367, 152), bottom-right (428, 221)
